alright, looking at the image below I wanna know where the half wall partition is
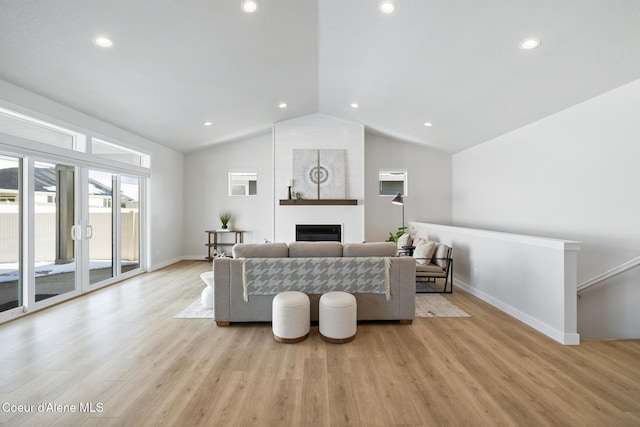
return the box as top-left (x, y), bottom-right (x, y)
top-left (411, 222), bottom-right (581, 345)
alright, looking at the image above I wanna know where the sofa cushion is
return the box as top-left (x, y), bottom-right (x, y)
top-left (416, 263), bottom-right (446, 273)
top-left (288, 241), bottom-right (343, 257)
top-left (416, 263), bottom-right (447, 278)
top-left (413, 240), bottom-right (436, 265)
top-left (232, 242), bottom-right (289, 258)
top-left (343, 242), bottom-right (397, 257)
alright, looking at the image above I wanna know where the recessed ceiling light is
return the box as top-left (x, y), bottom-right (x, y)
top-left (423, 122), bottom-right (433, 127)
top-left (241, 0), bottom-right (258, 13)
top-left (93, 37), bottom-right (113, 48)
top-left (519, 38), bottom-right (541, 50)
top-left (203, 121), bottom-right (213, 126)
top-left (278, 102), bottom-right (288, 108)
top-left (379, 1), bottom-right (396, 14)
top-left (350, 103), bottom-right (359, 108)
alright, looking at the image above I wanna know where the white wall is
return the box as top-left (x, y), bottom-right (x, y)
top-left (273, 114), bottom-right (365, 243)
top-left (147, 146), bottom-right (184, 270)
top-left (183, 132), bottom-right (274, 257)
top-left (182, 118), bottom-right (454, 251)
top-left (452, 78), bottom-right (640, 339)
top-left (0, 79), bottom-right (184, 271)
top-left (364, 131), bottom-right (452, 242)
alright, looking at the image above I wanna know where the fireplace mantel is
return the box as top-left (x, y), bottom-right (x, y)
top-left (279, 199), bottom-right (358, 206)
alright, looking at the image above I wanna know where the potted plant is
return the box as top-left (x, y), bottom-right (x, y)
top-left (386, 226), bottom-right (407, 244)
top-left (219, 210), bottom-right (232, 230)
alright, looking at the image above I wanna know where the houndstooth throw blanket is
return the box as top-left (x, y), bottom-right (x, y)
top-left (241, 257), bottom-right (391, 301)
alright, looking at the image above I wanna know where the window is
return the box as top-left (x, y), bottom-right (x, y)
top-left (0, 192), bottom-right (17, 203)
top-left (229, 171), bottom-right (257, 196)
top-left (379, 170), bottom-right (407, 196)
top-left (92, 138), bottom-right (148, 167)
top-left (0, 108), bottom-right (78, 150)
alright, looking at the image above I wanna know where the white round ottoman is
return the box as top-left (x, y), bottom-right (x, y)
top-left (200, 271), bottom-right (214, 309)
top-left (319, 291), bottom-right (357, 344)
top-left (272, 291), bottom-right (310, 343)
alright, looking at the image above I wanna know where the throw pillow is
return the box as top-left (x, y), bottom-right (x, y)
top-left (397, 233), bottom-right (412, 248)
top-left (413, 241), bottom-right (436, 265)
top-left (412, 237), bottom-right (425, 247)
top-left (434, 243), bottom-right (451, 268)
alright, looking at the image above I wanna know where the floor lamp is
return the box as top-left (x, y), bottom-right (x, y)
top-left (392, 192), bottom-right (405, 231)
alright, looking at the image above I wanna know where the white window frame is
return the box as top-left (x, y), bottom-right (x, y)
top-left (379, 169), bottom-right (408, 197)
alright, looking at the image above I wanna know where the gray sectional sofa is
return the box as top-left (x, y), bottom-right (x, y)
top-left (213, 241), bottom-right (416, 326)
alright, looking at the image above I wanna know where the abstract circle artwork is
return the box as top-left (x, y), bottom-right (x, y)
top-left (309, 165), bottom-right (329, 184)
top-left (292, 149), bottom-right (346, 199)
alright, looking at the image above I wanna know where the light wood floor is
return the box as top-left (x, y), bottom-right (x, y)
top-left (1, 261), bottom-right (639, 426)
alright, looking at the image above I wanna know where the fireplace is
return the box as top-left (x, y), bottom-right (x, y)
top-left (296, 224), bottom-right (342, 242)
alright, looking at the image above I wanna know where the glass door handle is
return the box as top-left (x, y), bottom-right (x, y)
top-left (71, 224), bottom-right (82, 241)
top-left (86, 225), bottom-right (93, 239)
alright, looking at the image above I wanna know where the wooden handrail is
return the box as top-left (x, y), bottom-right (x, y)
top-left (577, 256), bottom-right (640, 293)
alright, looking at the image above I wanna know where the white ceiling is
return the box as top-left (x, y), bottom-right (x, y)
top-left (1, 0), bottom-right (639, 153)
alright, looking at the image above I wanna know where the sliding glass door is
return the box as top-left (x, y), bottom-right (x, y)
top-left (1, 107), bottom-right (149, 322)
top-left (33, 161), bottom-right (77, 302)
top-left (85, 171), bottom-right (142, 289)
top-left (0, 156), bottom-right (21, 314)
top-left (121, 176), bottom-right (140, 273)
top-left (88, 170), bottom-right (114, 285)
top-left (0, 158), bottom-right (145, 318)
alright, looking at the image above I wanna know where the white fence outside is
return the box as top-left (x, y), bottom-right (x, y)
top-left (0, 212), bottom-right (139, 263)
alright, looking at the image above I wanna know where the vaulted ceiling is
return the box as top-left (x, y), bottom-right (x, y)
top-left (1, 0), bottom-right (639, 153)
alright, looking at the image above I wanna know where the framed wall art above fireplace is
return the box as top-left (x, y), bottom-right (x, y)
top-left (292, 149), bottom-right (346, 200)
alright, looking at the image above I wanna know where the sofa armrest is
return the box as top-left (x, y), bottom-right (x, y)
top-left (392, 256), bottom-right (417, 319)
top-left (213, 258), bottom-right (232, 322)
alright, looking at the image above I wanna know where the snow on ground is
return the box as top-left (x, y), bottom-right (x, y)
top-left (0, 260), bottom-right (137, 282)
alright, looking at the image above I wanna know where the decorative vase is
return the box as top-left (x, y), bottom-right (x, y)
top-left (221, 224), bottom-right (228, 230)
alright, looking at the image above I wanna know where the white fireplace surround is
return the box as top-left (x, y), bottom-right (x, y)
top-left (273, 114), bottom-right (365, 243)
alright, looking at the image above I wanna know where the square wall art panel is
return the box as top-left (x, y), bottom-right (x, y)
top-left (292, 149), bottom-right (346, 199)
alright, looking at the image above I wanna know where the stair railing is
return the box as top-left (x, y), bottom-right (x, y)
top-left (577, 255), bottom-right (640, 293)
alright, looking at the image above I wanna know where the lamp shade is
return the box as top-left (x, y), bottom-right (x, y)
top-left (391, 193), bottom-right (404, 205)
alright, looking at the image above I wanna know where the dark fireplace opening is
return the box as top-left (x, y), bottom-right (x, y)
top-left (296, 224), bottom-right (342, 242)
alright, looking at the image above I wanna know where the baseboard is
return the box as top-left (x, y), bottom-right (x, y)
top-left (149, 255), bottom-right (211, 271)
top-left (183, 255), bottom-right (208, 261)
top-left (149, 256), bottom-right (188, 272)
top-left (453, 278), bottom-right (580, 345)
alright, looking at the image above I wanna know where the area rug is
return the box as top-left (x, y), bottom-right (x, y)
top-left (174, 299), bottom-right (214, 319)
top-left (174, 294), bottom-right (469, 319)
top-left (414, 294), bottom-right (471, 318)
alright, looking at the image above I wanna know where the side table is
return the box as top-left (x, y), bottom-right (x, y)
top-left (398, 245), bottom-right (415, 256)
top-left (205, 229), bottom-right (244, 260)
